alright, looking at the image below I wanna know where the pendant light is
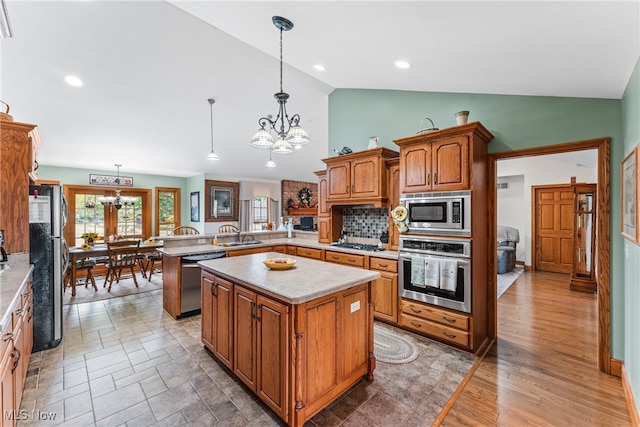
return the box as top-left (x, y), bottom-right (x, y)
top-left (207, 98), bottom-right (219, 160)
top-left (251, 16), bottom-right (309, 153)
top-left (266, 148), bottom-right (276, 168)
top-left (98, 164), bottom-right (135, 210)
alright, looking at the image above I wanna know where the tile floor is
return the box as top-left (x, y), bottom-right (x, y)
top-left (18, 288), bottom-right (475, 426)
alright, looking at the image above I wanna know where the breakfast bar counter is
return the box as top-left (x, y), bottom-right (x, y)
top-left (198, 252), bottom-right (379, 427)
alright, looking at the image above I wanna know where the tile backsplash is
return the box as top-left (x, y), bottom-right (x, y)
top-left (342, 207), bottom-right (389, 240)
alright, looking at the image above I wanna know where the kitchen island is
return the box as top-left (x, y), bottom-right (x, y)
top-left (198, 252), bottom-right (380, 427)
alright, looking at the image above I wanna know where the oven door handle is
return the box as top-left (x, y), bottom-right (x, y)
top-left (399, 254), bottom-right (470, 267)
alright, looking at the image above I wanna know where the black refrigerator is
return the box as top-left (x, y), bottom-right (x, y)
top-left (29, 184), bottom-right (68, 352)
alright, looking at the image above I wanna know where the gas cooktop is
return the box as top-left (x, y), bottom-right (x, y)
top-left (330, 242), bottom-right (385, 252)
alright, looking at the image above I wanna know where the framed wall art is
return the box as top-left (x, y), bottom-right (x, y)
top-left (89, 174), bottom-right (133, 187)
top-left (205, 180), bottom-right (239, 222)
top-left (621, 146), bottom-right (639, 244)
top-left (190, 191), bottom-right (200, 222)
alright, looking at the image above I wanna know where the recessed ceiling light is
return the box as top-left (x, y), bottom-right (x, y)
top-left (313, 64), bottom-right (325, 71)
top-left (394, 61), bottom-right (411, 69)
top-left (64, 75), bottom-right (84, 87)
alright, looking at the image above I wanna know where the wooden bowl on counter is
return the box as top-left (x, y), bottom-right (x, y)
top-left (263, 258), bottom-right (296, 270)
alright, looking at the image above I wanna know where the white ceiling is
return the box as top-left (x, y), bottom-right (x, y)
top-left (1, 1), bottom-right (638, 183)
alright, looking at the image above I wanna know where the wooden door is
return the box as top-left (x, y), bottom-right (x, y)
top-left (350, 156), bottom-right (379, 198)
top-left (234, 286), bottom-right (256, 390)
top-left (213, 277), bottom-right (234, 369)
top-left (200, 272), bottom-right (214, 349)
top-left (432, 137), bottom-right (469, 191)
top-left (534, 185), bottom-right (575, 273)
top-left (318, 217), bottom-right (331, 243)
top-left (256, 295), bottom-right (288, 420)
top-left (0, 335), bottom-right (15, 427)
top-left (327, 162), bottom-right (350, 199)
top-left (400, 144), bottom-right (431, 193)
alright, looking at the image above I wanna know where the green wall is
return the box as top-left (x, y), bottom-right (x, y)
top-left (37, 165), bottom-right (190, 233)
top-left (622, 57), bottom-right (640, 414)
top-left (329, 89), bottom-right (625, 358)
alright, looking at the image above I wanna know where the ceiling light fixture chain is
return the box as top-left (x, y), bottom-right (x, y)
top-left (251, 16), bottom-right (309, 154)
top-left (207, 98), bottom-right (219, 160)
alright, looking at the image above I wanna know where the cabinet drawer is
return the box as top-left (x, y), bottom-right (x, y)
top-left (296, 247), bottom-right (322, 260)
top-left (400, 313), bottom-right (469, 347)
top-left (324, 251), bottom-right (365, 268)
top-left (400, 300), bottom-right (469, 331)
top-left (369, 257), bottom-right (397, 273)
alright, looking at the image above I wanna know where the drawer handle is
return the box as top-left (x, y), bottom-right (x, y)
top-left (3, 333), bottom-right (13, 342)
top-left (11, 348), bottom-right (20, 373)
top-left (442, 316), bottom-right (456, 323)
top-left (443, 332), bottom-right (457, 339)
top-left (434, 172), bottom-right (438, 185)
top-left (410, 321), bottom-right (422, 328)
top-left (14, 308), bottom-right (23, 315)
top-left (348, 258), bottom-right (356, 263)
top-left (331, 256), bottom-right (339, 260)
top-left (378, 263), bottom-right (389, 268)
top-left (410, 307), bottom-right (422, 314)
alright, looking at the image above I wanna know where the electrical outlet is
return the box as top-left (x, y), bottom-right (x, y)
top-left (198, 239), bottom-right (206, 244)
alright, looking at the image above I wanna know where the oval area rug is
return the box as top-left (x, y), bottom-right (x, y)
top-left (374, 324), bottom-right (419, 364)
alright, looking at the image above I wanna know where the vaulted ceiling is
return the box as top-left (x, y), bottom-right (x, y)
top-left (1, 1), bottom-right (638, 182)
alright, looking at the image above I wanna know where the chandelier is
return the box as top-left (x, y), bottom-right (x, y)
top-left (251, 16), bottom-right (309, 154)
top-left (98, 164), bottom-right (136, 210)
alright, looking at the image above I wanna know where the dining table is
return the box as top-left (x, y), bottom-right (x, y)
top-left (67, 240), bottom-right (163, 296)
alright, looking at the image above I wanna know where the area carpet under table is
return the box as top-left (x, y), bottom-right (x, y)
top-left (63, 272), bottom-right (163, 305)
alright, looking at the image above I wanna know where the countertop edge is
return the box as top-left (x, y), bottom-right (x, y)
top-left (0, 258), bottom-right (34, 332)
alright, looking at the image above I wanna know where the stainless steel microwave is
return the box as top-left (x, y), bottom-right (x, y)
top-left (400, 191), bottom-right (471, 236)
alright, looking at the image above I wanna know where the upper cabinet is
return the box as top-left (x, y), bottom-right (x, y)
top-left (394, 123), bottom-right (493, 194)
top-left (28, 127), bottom-right (42, 182)
top-left (0, 120), bottom-right (36, 253)
top-left (322, 147), bottom-right (399, 207)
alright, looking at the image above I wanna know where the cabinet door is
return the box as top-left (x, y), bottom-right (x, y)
top-left (431, 137), bottom-right (469, 191)
top-left (234, 286), bottom-right (256, 391)
top-left (388, 164), bottom-right (400, 250)
top-left (350, 156), bottom-right (380, 198)
top-left (256, 295), bottom-right (288, 419)
top-left (11, 315), bottom-right (24, 410)
top-left (317, 173), bottom-right (330, 216)
top-left (317, 217), bottom-right (331, 244)
top-left (400, 144), bottom-right (431, 194)
top-left (327, 162), bottom-right (351, 199)
top-left (201, 272), bottom-right (215, 349)
top-left (213, 277), bottom-right (234, 370)
top-left (372, 271), bottom-right (398, 323)
top-left (0, 336), bottom-right (15, 427)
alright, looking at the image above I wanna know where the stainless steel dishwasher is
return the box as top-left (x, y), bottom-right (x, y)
top-left (180, 252), bottom-right (226, 317)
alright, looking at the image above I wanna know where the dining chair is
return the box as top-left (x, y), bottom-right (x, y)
top-left (218, 224), bottom-right (239, 233)
top-left (171, 226), bottom-right (200, 235)
top-left (104, 239), bottom-right (141, 292)
top-left (63, 258), bottom-right (98, 294)
top-left (144, 251), bottom-right (163, 281)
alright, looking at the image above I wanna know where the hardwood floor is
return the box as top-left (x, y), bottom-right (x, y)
top-left (441, 270), bottom-right (632, 426)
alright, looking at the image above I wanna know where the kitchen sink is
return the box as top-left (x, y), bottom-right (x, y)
top-left (224, 240), bottom-right (262, 247)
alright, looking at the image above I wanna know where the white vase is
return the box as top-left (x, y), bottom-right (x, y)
top-left (455, 111), bottom-right (469, 125)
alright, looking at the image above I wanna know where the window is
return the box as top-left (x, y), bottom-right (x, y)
top-left (64, 185), bottom-right (151, 246)
top-left (155, 187), bottom-right (181, 236)
top-left (252, 196), bottom-right (268, 231)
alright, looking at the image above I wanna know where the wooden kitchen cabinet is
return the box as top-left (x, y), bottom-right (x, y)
top-left (0, 120), bottom-right (36, 254)
top-left (201, 271), bottom-right (233, 369)
top-left (0, 275), bottom-right (33, 426)
top-left (314, 170), bottom-right (335, 244)
top-left (322, 147), bottom-right (398, 205)
top-left (395, 123), bottom-right (494, 194)
top-left (296, 247), bottom-right (323, 260)
top-left (226, 246), bottom-right (273, 257)
top-left (233, 285), bottom-right (289, 420)
top-left (370, 257), bottom-right (398, 324)
top-left (386, 159), bottom-right (400, 250)
top-left (324, 250), bottom-right (365, 268)
top-left (400, 299), bottom-right (470, 348)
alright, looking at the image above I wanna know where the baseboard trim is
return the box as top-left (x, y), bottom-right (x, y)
top-left (619, 360), bottom-right (640, 426)
top-left (611, 358), bottom-right (622, 377)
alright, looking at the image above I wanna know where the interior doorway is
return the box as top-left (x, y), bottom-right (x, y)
top-left (488, 137), bottom-right (611, 373)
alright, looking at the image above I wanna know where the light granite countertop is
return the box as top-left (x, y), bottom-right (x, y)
top-left (160, 237), bottom-right (398, 260)
top-left (0, 254), bottom-right (34, 332)
top-left (199, 252), bottom-right (380, 304)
